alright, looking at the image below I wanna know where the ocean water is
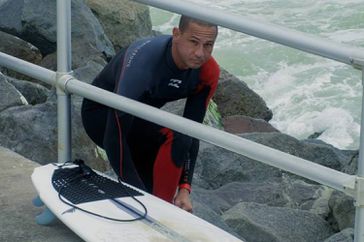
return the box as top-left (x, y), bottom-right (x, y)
top-left (149, 0), bottom-right (364, 150)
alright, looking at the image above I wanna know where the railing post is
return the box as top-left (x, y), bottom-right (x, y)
top-left (56, 0), bottom-right (72, 163)
top-left (355, 67), bottom-right (364, 242)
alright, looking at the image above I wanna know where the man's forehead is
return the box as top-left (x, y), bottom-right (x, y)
top-left (182, 23), bottom-right (217, 41)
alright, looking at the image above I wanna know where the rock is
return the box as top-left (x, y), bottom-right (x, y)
top-left (281, 174), bottom-right (333, 217)
top-left (214, 68), bottom-right (273, 121)
top-left (73, 60), bottom-right (106, 85)
top-left (0, 38), bottom-right (110, 171)
top-left (340, 150), bottom-right (358, 175)
top-left (308, 131), bottom-right (324, 139)
top-left (0, 31), bottom-right (42, 63)
top-left (84, 0), bottom-right (153, 51)
top-left (222, 202), bottom-right (334, 242)
top-left (0, 102), bottom-right (57, 162)
top-left (242, 132), bottom-right (351, 172)
top-left (324, 228), bottom-right (354, 242)
top-left (0, 101), bottom-right (107, 171)
top-left (190, 185), bottom-right (231, 214)
top-left (208, 182), bottom-right (286, 212)
top-left (192, 171), bottom-right (331, 219)
top-left (0, 31), bottom-right (43, 82)
top-left (191, 198), bottom-right (241, 239)
top-left (161, 99), bottom-right (223, 129)
top-left (0, 30), bottom-right (42, 64)
top-left (328, 191), bottom-right (355, 231)
top-left (223, 115), bottom-right (279, 134)
top-left (194, 141), bottom-right (283, 189)
top-left (40, 49), bottom-right (107, 73)
top-left (6, 75), bottom-right (49, 105)
top-left (0, 0), bottom-right (115, 68)
top-left (0, 73), bottom-right (27, 111)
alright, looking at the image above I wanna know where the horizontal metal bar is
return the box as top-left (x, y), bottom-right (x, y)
top-left (134, 0), bottom-right (364, 67)
top-left (0, 52), bottom-right (56, 85)
top-left (63, 76), bottom-right (356, 195)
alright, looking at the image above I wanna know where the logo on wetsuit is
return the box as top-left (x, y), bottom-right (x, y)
top-left (126, 40), bottom-right (152, 68)
top-left (168, 79), bottom-right (182, 88)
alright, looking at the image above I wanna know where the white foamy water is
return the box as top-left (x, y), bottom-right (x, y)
top-left (149, 1), bottom-right (364, 150)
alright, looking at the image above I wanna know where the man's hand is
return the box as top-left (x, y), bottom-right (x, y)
top-left (173, 188), bottom-right (193, 213)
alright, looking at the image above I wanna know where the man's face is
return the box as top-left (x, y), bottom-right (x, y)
top-left (172, 22), bottom-right (217, 70)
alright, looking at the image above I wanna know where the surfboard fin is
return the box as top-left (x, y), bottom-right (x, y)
top-left (32, 195), bottom-right (44, 207)
top-left (33, 195), bottom-right (57, 225)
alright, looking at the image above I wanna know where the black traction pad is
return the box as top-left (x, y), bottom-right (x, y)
top-left (52, 166), bottom-right (143, 204)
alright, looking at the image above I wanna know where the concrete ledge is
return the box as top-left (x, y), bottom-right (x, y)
top-left (0, 146), bottom-right (82, 242)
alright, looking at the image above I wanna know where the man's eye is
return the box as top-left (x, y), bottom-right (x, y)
top-left (204, 43), bottom-right (213, 49)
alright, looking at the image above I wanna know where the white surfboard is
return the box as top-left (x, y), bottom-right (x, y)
top-left (31, 163), bottom-right (243, 242)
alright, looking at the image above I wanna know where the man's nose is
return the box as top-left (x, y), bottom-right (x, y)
top-left (194, 44), bottom-right (204, 58)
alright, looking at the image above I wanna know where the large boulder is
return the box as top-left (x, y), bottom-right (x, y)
top-left (84, 0), bottom-right (153, 51)
top-left (195, 132), bottom-right (355, 189)
top-left (328, 191), bottom-right (355, 231)
top-left (280, 174), bottom-right (333, 217)
top-left (0, 0), bottom-right (115, 69)
top-left (0, 102), bottom-right (58, 162)
top-left (214, 68), bottom-right (273, 121)
top-left (5, 75), bottom-right (49, 105)
top-left (192, 169), bottom-right (331, 219)
top-left (194, 141), bottom-right (283, 190)
top-left (0, 73), bottom-right (27, 111)
top-left (191, 197), bottom-right (241, 239)
top-left (0, 31), bottom-right (42, 64)
top-left (222, 202), bottom-right (334, 242)
top-left (243, 132), bottom-right (354, 172)
top-left (0, 99), bottom-right (108, 171)
top-left (0, 31), bottom-right (43, 84)
top-left (191, 181), bottom-right (287, 214)
top-left (223, 115), bottom-right (279, 134)
top-left (324, 228), bottom-right (354, 242)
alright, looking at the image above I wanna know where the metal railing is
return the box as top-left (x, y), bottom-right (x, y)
top-left (0, 0), bottom-right (363, 241)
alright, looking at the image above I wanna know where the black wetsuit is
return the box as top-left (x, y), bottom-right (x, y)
top-left (81, 35), bottom-right (220, 202)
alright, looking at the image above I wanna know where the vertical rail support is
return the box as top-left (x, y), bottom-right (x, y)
top-left (355, 65), bottom-right (364, 242)
top-left (56, 0), bottom-right (72, 163)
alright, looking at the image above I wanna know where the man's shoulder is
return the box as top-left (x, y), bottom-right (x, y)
top-left (199, 57), bottom-right (220, 82)
top-left (130, 35), bottom-right (172, 51)
top-left (121, 35), bottom-right (172, 68)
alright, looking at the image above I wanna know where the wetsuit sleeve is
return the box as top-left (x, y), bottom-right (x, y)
top-left (179, 58), bottom-right (220, 191)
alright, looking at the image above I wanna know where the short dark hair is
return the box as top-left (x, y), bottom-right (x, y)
top-left (178, 15), bottom-right (218, 34)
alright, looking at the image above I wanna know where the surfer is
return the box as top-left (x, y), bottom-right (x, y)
top-left (81, 15), bottom-right (219, 212)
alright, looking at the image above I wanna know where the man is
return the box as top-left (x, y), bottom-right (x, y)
top-left (81, 15), bottom-right (219, 212)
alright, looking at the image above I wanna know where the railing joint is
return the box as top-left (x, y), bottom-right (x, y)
top-left (350, 57), bottom-right (364, 70)
top-left (354, 176), bottom-right (364, 208)
top-left (56, 72), bottom-right (74, 94)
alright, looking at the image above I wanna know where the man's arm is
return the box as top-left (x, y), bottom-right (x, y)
top-left (175, 58), bottom-right (219, 209)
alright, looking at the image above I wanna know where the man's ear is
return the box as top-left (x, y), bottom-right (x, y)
top-left (172, 27), bottom-right (181, 39)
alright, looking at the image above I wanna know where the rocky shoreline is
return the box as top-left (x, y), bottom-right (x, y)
top-left (0, 0), bottom-right (357, 241)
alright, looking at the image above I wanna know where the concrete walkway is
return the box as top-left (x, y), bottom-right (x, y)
top-left (0, 146), bottom-right (82, 242)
